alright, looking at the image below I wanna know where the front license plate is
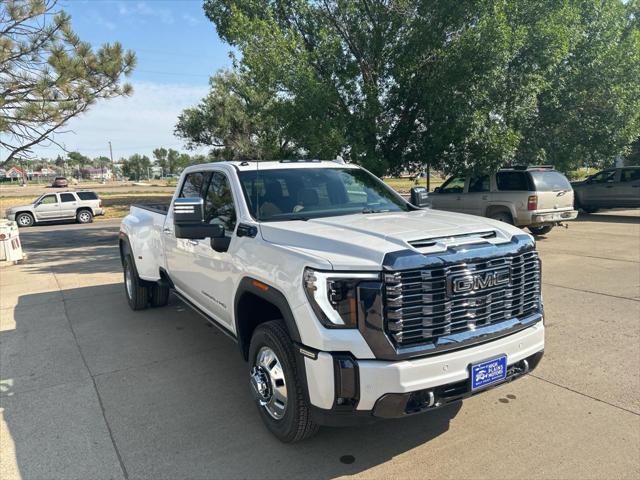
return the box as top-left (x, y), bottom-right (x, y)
top-left (470, 355), bottom-right (507, 391)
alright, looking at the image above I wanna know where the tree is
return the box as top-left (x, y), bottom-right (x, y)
top-left (152, 147), bottom-right (169, 175)
top-left (518, 0), bottom-right (640, 170)
top-left (120, 153), bottom-right (150, 181)
top-left (175, 70), bottom-right (298, 161)
top-left (627, 137), bottom-right (640, 165)
top-left (0, 0), bottom-right (136, 161)
top-left (200, 0), bottom-right (640, 175)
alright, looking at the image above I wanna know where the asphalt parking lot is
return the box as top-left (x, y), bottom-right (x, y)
top-left (1, 212), bottom-right (639, 480)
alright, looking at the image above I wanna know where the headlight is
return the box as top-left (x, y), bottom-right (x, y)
top-left (303, 268), bottom-right (378, 328)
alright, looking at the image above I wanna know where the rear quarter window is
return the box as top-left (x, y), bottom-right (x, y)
top-left (76, 192), bottom-right (98, 200)
top-left (496, 171), bottom-right (531, 191)
top-left (529, 171), bottom-right (572, 191)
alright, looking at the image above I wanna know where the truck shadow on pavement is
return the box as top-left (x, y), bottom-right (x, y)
top-left (1, 283), bottom-right (461, 480)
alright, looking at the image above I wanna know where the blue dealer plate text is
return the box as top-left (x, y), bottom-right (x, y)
top-left (470, 355), bottom-right (507, 391)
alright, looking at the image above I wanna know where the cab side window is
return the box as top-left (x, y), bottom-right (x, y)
top-left (203, 172), bottom-right (237, 236)
top-left (621, 169), bottom-right (640, 182)
top-left (179, 172), bottom-right (208, 198)
top-left (60, 193), bottom-right (76, 202)
top-left (468, 175), bottom-right (490, 193)
top-left (589, 170), bottom-right (616, 184)
top-left (440, 176), bottom-right (466, 194)
top-left (496, 172), bottom-right (529, 191)
top-left (39, 194), bottom-right (58, 204)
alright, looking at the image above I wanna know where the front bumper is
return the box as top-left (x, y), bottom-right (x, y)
top-left (302, 322), bottom-right (544, 425)
top-left (6, 213), bottom-right (15, 222)
top-left (531, 209), bottom-right (578, 225)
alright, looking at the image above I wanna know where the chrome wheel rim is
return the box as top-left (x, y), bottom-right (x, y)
top-left (124, 263), bottom-right (133, 299)
top-left (251, 346), bottom-right (288, 419)
top-left (79, 212), bottom-right (90, 222)
top-left (18, 215), bottom-right (31, 226)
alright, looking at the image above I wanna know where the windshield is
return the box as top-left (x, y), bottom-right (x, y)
top-left (530, 171), bottom-right (572, 192)
top-left (238, 167), bottom-right (410, 221)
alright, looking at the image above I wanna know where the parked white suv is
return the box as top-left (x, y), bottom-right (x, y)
top-left (6, 191), bottom-right (104, 227)
top-left (120, 160), bottom-right (545, 442)
top-left (428, 166), bottom-right (578, 235)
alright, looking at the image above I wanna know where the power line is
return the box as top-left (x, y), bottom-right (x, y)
top-left (135, 69), bottom-right (211, 78)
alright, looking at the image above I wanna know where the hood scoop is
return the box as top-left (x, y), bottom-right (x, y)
top-left (409, 230), bottom-right (498, 252)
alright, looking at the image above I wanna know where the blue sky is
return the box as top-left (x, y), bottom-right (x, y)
top-left (33, 0), bottom-right (234, 160)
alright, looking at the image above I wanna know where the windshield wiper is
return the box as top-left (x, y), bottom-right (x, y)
top-left (362, 208), bottom-right (389, 214)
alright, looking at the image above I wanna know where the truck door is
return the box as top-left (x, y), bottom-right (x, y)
top-left (618, 168), bottom-right (640, 208)
top-left (464, 175), bottom-right (490, 216)
top-left (429, 175), bottom-right (467, 213)
top-left (59, 192), bottom-right (78, 218)
top-left (164, 170), bottom-right (238, 327)
top-left (581, 169), bottom-right (617, 207)
top-left (187, 171), bottom-right (238, 327)
top-left (33, 194), bottom-right (61, 220)
top-left (164, 171), bottom-right (210, 303)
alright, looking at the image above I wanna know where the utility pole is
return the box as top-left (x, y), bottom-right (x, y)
top-left (108, 141), bottom-right (114, 181)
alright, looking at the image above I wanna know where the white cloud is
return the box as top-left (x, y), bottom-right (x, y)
top-left (30, 81), bottom-right (209, 160)
top-left (182, 13), bottom-right (199, 26)
top-left (118, 1), bottom-right (175, 25)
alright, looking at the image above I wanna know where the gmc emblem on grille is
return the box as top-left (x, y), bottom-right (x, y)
top-left (450, 269), bottom-right (510, 294)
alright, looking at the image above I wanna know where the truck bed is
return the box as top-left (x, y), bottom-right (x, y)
top-left (132, 203), bottom-right (170, 215)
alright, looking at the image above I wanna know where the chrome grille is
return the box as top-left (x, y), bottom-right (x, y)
top-left (384, 250), bottom-right (541, 347)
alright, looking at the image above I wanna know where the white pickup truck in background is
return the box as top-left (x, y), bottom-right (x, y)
top-left (120, 160), bottom-right (545, 442)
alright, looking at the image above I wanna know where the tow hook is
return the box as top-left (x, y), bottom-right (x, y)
top-left (557, 222), bottom-right (568, 229)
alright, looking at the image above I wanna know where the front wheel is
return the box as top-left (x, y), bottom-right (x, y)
top-left (76, 209), bottom-right (93, 224)
top-left (16, 213), bottom-right (34, 227)
top-left (528, 225), bottom-right (553, 236)
top-left (248, 320), bottom-right (319, 443)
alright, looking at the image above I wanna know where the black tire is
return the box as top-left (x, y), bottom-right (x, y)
top-left (528, 225), bottom-right (553, 235)
top-left (76, 209), bottom-right (93, 224)
top-left (150, 284), bottom-right (170, 307)
top-left (123, 254), bottom-right (149, 310)
top-left (15, 212), bottom-right (34, 227)
top-left (489, 211), bottom-right (514, 225)
top-left (248, 320), bottom-right (319, 443)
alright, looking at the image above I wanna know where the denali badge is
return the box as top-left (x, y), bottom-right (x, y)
top-left (450, 268), bottom-right (510, 294)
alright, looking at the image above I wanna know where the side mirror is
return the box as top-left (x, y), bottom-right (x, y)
top-left (433, 186), bottom-right (442, 193)
top-left (410, 186), bottom-right (431, 208)
top-left (173, 197), bottom-right (225, 239)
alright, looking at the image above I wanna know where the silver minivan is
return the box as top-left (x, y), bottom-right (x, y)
top-left (6, 191), bottom-right (104, 227)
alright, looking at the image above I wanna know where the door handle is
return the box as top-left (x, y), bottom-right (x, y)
top-left (605, 185), bottom-right (613, 188)
top-left (482, 195), bottom-right (488, 200)
top-left (162, 227), bottom-right (173, 235)
top-left (187, 239), bottom-right (199, 246)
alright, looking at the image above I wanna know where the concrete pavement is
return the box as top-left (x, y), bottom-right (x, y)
top-left (1, 213), bottom-right (639, 479)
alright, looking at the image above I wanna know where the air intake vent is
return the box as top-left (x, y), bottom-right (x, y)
top-left (409, 231), bottom-right (497, 249)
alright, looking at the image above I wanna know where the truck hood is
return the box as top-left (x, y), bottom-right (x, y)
top-left (259, 209), bottom-right (526, 270)
top-left (5, 203), bottom-right (32, 213)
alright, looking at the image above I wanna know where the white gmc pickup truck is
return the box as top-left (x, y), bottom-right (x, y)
top-left (120, 160), bottom-right (544, 442)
